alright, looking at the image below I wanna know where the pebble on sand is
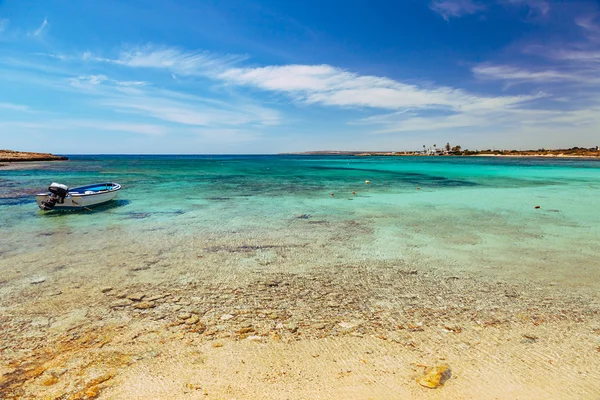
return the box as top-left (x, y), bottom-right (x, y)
top-left (133, 301), bottom-right (155, 309)
top-left (127, 293), bottom-right (145, 301)
top-left (177, 312), bottom-right (192, 320)
top-left (417, 364), bottom-right (451, 389)
top-left (110, 299), bottom-right (132, 308)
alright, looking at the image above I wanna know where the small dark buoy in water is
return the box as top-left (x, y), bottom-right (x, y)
top-left (535, 205), bottom-right (541, 209)
top-left (352, 191), bottom-right (356, 195)
top-left (331, 193), bottom-right (335, 197)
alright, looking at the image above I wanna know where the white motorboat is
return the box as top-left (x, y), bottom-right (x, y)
top-left (36, 182), bottom-right (121, 211)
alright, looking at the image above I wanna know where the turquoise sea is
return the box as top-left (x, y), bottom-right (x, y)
top-left (1, 155), bottom-right (599, 289)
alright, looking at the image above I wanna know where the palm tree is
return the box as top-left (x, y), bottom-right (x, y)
top-left (422, 145), bottom-right (426, 154)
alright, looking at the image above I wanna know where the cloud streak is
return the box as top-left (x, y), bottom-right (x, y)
top-left (68, 74), bottom-right (146, 88)
top-left (218, 63), bottom-right (552, 135)
top-left (87, 45), bottom-right (246, 76)
top-left (0, 120), bottom-right (166, 135)
top-left (504, 0), bottom-right (550, 16)
top-left (0, 102), bottom-right (34, 112)
top-left (472, 64), bottom-right (598, 84)
top-left (430, 0), bottom-right (485, 20)
top-left (32, 17), bottom-right (48, 37)
top-left (104, 97), bottom-right (280, 128)
top-left (430, 0), bottom-right (551, 20)
top-left (219, 64), bottom-right (541, 111)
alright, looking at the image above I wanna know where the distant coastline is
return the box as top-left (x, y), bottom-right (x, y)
top-left (0, 150), bottom-right (68, 163)
top-left (282, 147), bottom-right (600, 158)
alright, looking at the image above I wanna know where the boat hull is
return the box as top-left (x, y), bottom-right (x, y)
top-left (36, 183), bottom-right (121, 210)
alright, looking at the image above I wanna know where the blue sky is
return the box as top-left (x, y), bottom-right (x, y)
top-left (1, 0), bottom-right (599, 154)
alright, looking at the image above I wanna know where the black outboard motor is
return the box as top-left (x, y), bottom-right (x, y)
top-left (40, 182), bottom-right (69, 211)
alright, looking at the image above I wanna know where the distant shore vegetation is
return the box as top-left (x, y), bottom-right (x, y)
top-left (286, 145), bottom-right (600, 158)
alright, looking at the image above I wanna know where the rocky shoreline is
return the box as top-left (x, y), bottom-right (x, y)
top-left (0, 150), bottom-right (68, 162)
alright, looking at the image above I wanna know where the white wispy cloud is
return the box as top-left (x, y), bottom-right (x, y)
top-left (31, 17), bottom-right (48, 37)
top-left (550, 49), bottom-right (600, 63)
top-left (0, 18), bottom-right (8, 32)
top-left (68, 74), bottom-right (147, 88)
top-left (0, 120), bottom-right (166, 135)
top-left (430, 0), bottom-right (551, 20)
top-left (103, 95), bottom-right (280, 128)
top-left (87, 45), bottom-right (246, 76)
top-left (430, 0), bottom-right (485, 20)
top-left (475, 9), bottom-right (600, 87)
top-left (575, 14), bottom-right (600, 40)
top-left (219, 64), bottom-right (540, 112)
top-left (0, 50), bottom-right (280, 132)
top-left (0, 102), bottom-right (34, 112)
top-left (472, 64), bottom-right (596, 84)
top-left (219, 63), bottom-right (551, 135)
top-left (60, 70), bottom-right (281, 128)
top-left (354, 104), bottom-right (600, 135)
top-left (504, 0), bottom-right (550, 17)
top-left (33, 52), bottom-right (67, 60)
top-left (456, 9), bottom-right (600, 139)
top-left (71, 74), bottom-right (108, 85)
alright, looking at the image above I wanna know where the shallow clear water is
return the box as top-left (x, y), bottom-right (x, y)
top-left (1, 155), bottom-right (600, 288)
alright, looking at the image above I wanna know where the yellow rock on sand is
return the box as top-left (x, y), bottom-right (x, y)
top-left (417, 364), bottom-right (451, 389)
